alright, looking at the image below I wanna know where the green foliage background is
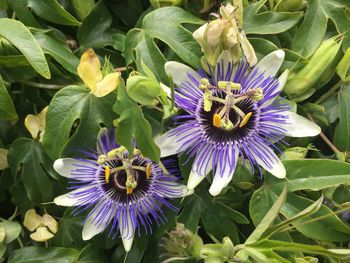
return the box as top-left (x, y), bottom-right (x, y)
top-left (0, 0), bottom-right (350, 262)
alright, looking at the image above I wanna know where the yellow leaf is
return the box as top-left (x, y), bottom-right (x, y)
top-left (42, 214), bottom-right (58, 234)
top-left (94, 72), bottom-right (120, 97)
top-left (24, 115), bottom-right (41, 139)
top-left (77, 48), bottom-right (103, 92)
top-left (23, 209), bottom-right (42, 232)
top-left (30, 226), bottom-right (54, 242)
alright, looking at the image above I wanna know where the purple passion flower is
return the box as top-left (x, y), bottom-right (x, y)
top-left (156, 50), bottom-right (321, 196)
top-left (53, 129), bottom-right (188, 252)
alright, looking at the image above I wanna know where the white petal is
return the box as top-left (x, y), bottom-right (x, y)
top-left (282, 111), bottom-right (321, 137)
top-left (119, 211), bottom-right (135, 252)
top-left (82, 201), bottom-right (115, 240)
top-left (209, 147), bottom-right (239, 196)
top-left (251, 146), bottom-right (286, 179)
top-left (187, 152), bottom-right (213, 190)
top-left (160, 184), bottom-right (193, 198)
top-left (164, 61), bottom-right (201, 87)
top-left (261, 69), bottom-right (289, 107)
top-left (53, 185), bottom-right (95, 206)
top-left (255, 50), bottom-right (285, 78)
top-left (53, 158), bottom-right (96, 179)
top-left (154, 131), bottom-right (181, 157)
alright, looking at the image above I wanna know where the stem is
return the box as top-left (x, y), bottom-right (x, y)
top-left (17, 237), bottom-right (24, 248)
top-left (8, 207), bottom-right (18, 221)
top-left (315, 80), bottom-right (342, 104)
top-left (307, 114), bottom-right (340, 154)
top-left (23, 81), bottom-right (65, 90)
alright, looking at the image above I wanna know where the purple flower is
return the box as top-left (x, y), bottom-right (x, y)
top-left (156, 50), bottom-right (321, 196)
top-left (53, 129), bottom-right (188, 252)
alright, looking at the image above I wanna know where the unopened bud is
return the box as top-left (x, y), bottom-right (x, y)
top-left (126, 75), bottom-right (161, 106)
top-left (284, 36), bottom-right (342, 102)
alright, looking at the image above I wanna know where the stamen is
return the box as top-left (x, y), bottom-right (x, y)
top-left (146, 163), bottom-right (151, 179)
top-left (218, 81), bottom-right (241, 90)
top-left (251, 88), bottom-right (264, 102)
top-left (97, 154), bottom-right (107, 164)
top-left (199, 78), bottom-right (210, 89)
top-left (126, 187), bottom-right (133, 195)
top-left (239, 112), bottom-right (252, 128)
top-left (105, 165), bottom-right (111, 183)
top-left (203, 90), bottom-right (212, 112)
top-left (213, 114), bottom-right (222, 128)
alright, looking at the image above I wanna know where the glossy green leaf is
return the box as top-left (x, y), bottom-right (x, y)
top-left (124, 6), bottom-right (203, 83)
top-left (243, 0), bottom-right (303, 34)
top-left (334, 84), bottom-right (350, 151)
top-left (8, 0), bottom-right (42, 27)
top-left (245, 187), bottom-right (287, 244)
top-left (116, 107), bottom-right (160, 162)
top-left (8, 247), bottom-right (79, 263)
top-left (70, 0), bottom-right (95, 21)
top-left (77, 244), bottom-right (109, 263)
top-left (292, 0), bottom-right (350, 57)
top-left (34, 32), bottom-right (79, 74)
top-left (291, 0), bottom-right (328, 58)
top-left (0, 18), bottom-right (50, 79)
top-left (7, 138), bottom-right (55, 204)
top-left (27, 0), bottom-right (80, 26)
top-left (43, 86), bottom-right (117, 159)
top-left (51, 208), bottom-right (85, 248)
top-left (0, 75), bottom-right (17, 122)
top-left (77, 1), bottom-right (114, 48)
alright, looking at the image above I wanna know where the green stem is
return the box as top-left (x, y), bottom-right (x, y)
top-left (23, 81), bottom-right (65, 90)
top-left (307, 114), bottom-right (340, 154)
top-left (315, 80), bottom-right (342, 104)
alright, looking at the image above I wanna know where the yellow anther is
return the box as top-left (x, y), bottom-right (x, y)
top-left (97, 154), bottom-right (107, 164)
top-left (146, 163), bottom-right (151, 179)
top-left (218, 81), bottom-right (241, 90)
top-left (200, 78), bottom-right (210, 89)
top-left (213, 114), bottom-right (222, 128)
top-left (203, 90), bottom-right (212, 112)
top-left (239, 112), bottom-right (252, 128)
top-left (126, 187), bottom-right (133, 195)
top-left (105, 165), bottom-right (111, 183)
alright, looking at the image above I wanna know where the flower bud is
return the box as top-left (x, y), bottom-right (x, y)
top-left (295, 256), bottom-right (319, 263)
top-left (284, 36), bottom-right (342, 102)
top-left (126, 75), bottom-right (161, 105)
top-left (161, 223), bottom-right (203, 260)
top-left (193, 2), bottom-right (257, 67)
top-left (275, 0), bottom-right (307, 12)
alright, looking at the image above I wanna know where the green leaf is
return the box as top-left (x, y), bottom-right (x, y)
top-left (0, 75), bottom-right (17, 122)
top-left (0, 18), bottom-right (50, 79)
top-left (51, 208), bottom-right (85, 248)
top-left (116, 107), bottom-right (160, 162)
top-left (0, 220), bottom-right (21, 244)
top-left (292, 0), bottom-right (350, 57)
top-left (266, 159), bottom-right (350, 192)
top-left (0, 55), bottom-right (30, 67)
top-left (70, 0), bottom-right (95, 21)
top-left (7, 138), bottom-right (55, 204)
top-left (42, 86), bottom-right (117, 159)
top-left (77, 244), bottom-right (109, 263)
top-left (124, 7), bottom-right (203, 83)
top-left (8, 0), bottom-right (42, 27)
top-left (27, 0), bottom-right (80, 26)
top-left (334, 84), bottom-right (350, 151)
top-left (245, 187), bottom-right (287, 245)
top-left (34, 32), bottom-right (79, 74)
top-left (243, 0), bottom-right (303, 34)
top-left (8, 247), bottom-right (79, 263)
top-left (291, 0), bottom-right (328, 58)
top-left (77, 1), bottom-right (113, 48)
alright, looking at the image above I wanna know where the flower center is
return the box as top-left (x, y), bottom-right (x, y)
top-left (198, 78), bottom-right (261, 143)
top-left (97, 147), bottom-right (152, 196)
